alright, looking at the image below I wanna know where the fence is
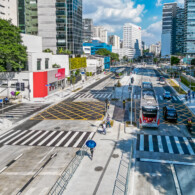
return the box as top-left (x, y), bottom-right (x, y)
top-left (48, 145), bottom-right (88, 195)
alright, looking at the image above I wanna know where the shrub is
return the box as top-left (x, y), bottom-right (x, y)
top-left (90, 72), bottom-right (92, 76)
top-left (52, 63), bottom-right (61, 68)
top-left (86, 72), bottom-right (90, 76)
top-left (181, 75), bottom-right (195, 91)
top-left (70, 57), bottom-right (87, 70)
top-left (116, 80), bottom-right (122, 87)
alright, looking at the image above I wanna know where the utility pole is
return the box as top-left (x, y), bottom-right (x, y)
top-left (130, 82), bottom-right (134, 125)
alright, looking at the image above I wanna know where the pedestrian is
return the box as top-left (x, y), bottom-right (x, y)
top-left (107, 101), bottom-right (110, 110)
top-left (106, 114), bottom-right (111, 128)
top-left (90, 148), bottom-right (94, 160)
top-left (193, 91), bottom-right (195, 99)
top-left (102, 123), bottom-right (106, 135)
top-left (105, 98), bottom-right (108, 110)
top-left (123, 100), bottom-right (125, 110)
top-left (185, 94), bottom-right (188, 101)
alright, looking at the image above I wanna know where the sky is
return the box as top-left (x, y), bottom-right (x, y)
top-left (83, 0), bottom-right (184, 46)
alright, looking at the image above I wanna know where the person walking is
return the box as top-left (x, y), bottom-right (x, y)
top-left (185, 94), bottom-right (188, 101)
top-left (90, 148), bottom-right (94, 160)
top-left (107, 101), bottom-right (110, 110)
top-left (192, 91), bottom-right (195, 99)
top-left (106, 114), bottom-right (111, 128)
top-left (102, 123), bottom-right (106, 135)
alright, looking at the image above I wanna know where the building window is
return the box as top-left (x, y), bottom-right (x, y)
top-left (37, 59), bottom-right (41, 70)
top-left (45, 58), bottom-right (49, 69)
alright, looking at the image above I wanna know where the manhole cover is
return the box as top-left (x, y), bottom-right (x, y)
top-left (112, 154), bottom-right (119, 158)
top-left (95, 166), bottom-right (103, 171)
top-left (54, 127), bottom-right (60, 130)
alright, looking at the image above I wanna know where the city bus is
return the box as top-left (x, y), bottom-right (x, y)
top-left (115, 68), bottom-right (126, 79)
top-left (139, 82), bottom-right (160, 128)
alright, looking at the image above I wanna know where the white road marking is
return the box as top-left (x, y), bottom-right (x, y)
top-left (149, 135), bottom-right (154, 152)
top-left (183, 137), bottom-right (194, 155)
top-left (134, 95), bottom-right (136, 99)
top-left (174, 136), bottom-right (184, 155)
top-left (38, 131), bottom-right (57, 146)
top-left (0, 130), bottom-right (22, 143)
top-left (165, 136), bottom-right (174, 154)
top-left (73, 132), bottom-right (87, 148)
top-left (55, 131), bottom-right (72, 147)
top-left (12, 131), bottom-right (35, 145)
top-left (46, 131), bottom-right (64, 146)
top-left (157, 135), bottom-right (164, 153)
top-left (0, 130), bottom-right (14, 139)
top-left (29, 131), bottom-right (49, 146)
top-left (171, 164), bottom-right (182, 195)
top-left (21, 131), bottom-right (42, 145)
top-left (140, 134), bottom-right (144, 151)
top-left (137, 95), bottom-right (140, 99)
top-left (64, 132), bottom-right (79, 147)
top-left (107, 94), bottom-right (112, 98)
top-left (173, 96), bottom-right (177, 101)
top-left (160, 96), bottom-right (163, 100)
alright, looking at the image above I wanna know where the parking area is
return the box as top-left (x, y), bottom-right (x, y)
top-left (31, 101), bottom-right (105, 121)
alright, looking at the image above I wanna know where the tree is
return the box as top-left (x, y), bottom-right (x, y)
top-left (171, 56), bottom-right (180, 65)
top-left (43, 48), bottom-right (53, 54)
top-left (95, 48), bottom-right (119, 62)
top-left (57, 47), bottom-right (72, 55)
top-left (0, 19), bottom-right (27, 71)
top-left (154, 58), bottom-right (158, 64)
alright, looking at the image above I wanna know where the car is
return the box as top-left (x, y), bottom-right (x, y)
top-left (159, 76), bottom-right (164, 81)
top-left (163, 106), bottom-right (177, 122)
top-left (163, 91), bottom-right (171, 100)
top-left (159, 77), bottom-right (166, 85)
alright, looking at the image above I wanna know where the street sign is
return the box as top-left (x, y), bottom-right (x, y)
top-left (81, 72), bottom-right (85, 74)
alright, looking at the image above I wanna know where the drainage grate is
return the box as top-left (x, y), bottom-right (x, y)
top-left (112, 154), bottom-right (119, 158)
top-left (54, 127), bottom-right (60, 130)
top-left (95, 166), bottom-right (103, 172)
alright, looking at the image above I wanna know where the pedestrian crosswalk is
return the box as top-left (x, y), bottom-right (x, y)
top-left (136, 134), bottom-right (195, 155)
top-left (0, 103), bottom-right (48, 121)
top-left (73, 93), bottom-right (112, 99)
top-left (0, 130), bottom-right (95, 148)
top-left (133, 94), bottom-right (180, 101)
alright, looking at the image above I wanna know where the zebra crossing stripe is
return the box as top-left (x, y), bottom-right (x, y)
top-left (64, 132), bottom-right (79, 147)
top-left (0, 130), bottom-right (22, 143)
top-left (174, 136), bottom-right (184, 155)
top-left (157, 136), bottom-right (164, 152)
top-left (165, 136), bottom-right (174, 154)
top-left (55, 131), bottom-right (72, 147)
top-left (4, 131), bottom-right (27, 145)
top-left (140, 134), bottom-right (144, 151)
top-left (11, 131), bottom-right (36, 145)
top-left (160, 96), bottom-right (163, 100)
top-left (46, 131), bottom-right (64, 146)
top-left (149, 135), bottom-right (154, 152)
top-left (0, 130), bottom-right (14, 140)
top-left (29, 131), bottom-right (49, 146)
top-left (38, 131), bottom-right (58, 146)
top-left (21, 131), bottom-right (42, 145)
top-left (173, 96), bottom-right (177, 101)
top-left (99, 94), bottom-right (104, 98)
top-left (134, 95), bottom-right (136, 99)
top-left (138, 95), bottom-right (140, 99)
top-left (183, 137), bottom-right (195, 155)
top-left (73, 132), bottom-right (87, 148)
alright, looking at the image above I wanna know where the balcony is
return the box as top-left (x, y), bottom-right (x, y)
top-left (57, 34), bottom-right (66, 39)
top-left (56, 26), bottom-right (66, 31)
top-left (56, 18), bottom-right (66, 23)
top-left (56, 10), bottom-right (65, 15)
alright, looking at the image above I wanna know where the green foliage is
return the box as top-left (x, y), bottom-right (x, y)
top-left (90, 72), bottom-right (92, 76)
top-left (181, 75), bottom-right (195, 91)
top-left (57, 47), bottom-right (72, 55)
top-left (52, 63), bottom-right (61, 68)
top-left (143, 49), bottom-right (149, 53)
top-left (171, 56), bottom-right (180, 65)
top-left (43, 48), bottom-right (53, 54)
top-left (70, 57), bottom-right (87, 70)
top-left (95, 48), bottom-right (119, 61)
top-left (116, 80), bottom-right (122, 87)
top-left (0, 19), bottom-right (27, 71)
top-left (191, 58), bottom-right (195, 66)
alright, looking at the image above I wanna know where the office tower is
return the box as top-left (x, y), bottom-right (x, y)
top-left (0, 0), bottom-right (18, 26)
top-left (67, 0), bottom-right (83, 54)
top-left (161, 3), bottom-right (177, 57)
top-left (176, 7), bottom-right (185, 54)
top-left (92, 26), bottom-right (108, 43)
top-left (123, 23), bottom-right (142, 57)
top-left (184, 0), bottom-right (195, 55)
top-left (149, 42), bottom-right (161, 56)
top-left (83, 18), bottom-right (93, 42)
top-left (108, 35), bottom-right (120, 49)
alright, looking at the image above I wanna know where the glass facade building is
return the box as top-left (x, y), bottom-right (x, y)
top-left (184, 0), bottom-right (195, 55)
top-left (83, 18), bottom-right (93, 42)
top-left (67, 0), bottom-right (83, 54)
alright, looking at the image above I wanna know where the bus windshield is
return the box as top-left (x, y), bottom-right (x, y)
top-left (142, 107), bottom-right (157, 118)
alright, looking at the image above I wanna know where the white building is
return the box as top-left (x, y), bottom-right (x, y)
top-left (123, 23), bottom-right (142, 58)
top-left (0, 34), bottom-right (70, 100)
top-left (112, 48), bottom-right (135, 60)
top-left (108, 35), bottom-right (120, 49)
top-left (149, 42), bottom-right (161, 56)
top-left (86, 56), bottom-right (104, 74)
top-left (0, 0), bottom-right (17, 26)
top-left (92, 26), bottom-right (108, 43)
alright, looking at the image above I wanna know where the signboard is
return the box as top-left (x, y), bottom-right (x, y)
top-left (55, 73), bottom-right (62, 78)
top-left (81, 72), bottom-right (85, 74)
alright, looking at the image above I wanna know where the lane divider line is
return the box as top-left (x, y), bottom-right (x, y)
top-left (0, 153), bottom-right (23, 174)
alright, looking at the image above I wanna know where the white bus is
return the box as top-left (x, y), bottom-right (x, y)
top-left (139, 82), bottom-right (160, 128)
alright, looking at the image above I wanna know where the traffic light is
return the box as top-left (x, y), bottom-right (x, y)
top-left (21, 83), bottom-right (25, 91)
top-left (16, 82), bottom-right (20, 91)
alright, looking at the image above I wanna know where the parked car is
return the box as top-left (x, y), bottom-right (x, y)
top-left (163, 106), bottom-right (177, 122)
top-left (159, 76), bottom-right (166, 85)
top-left (163, 91), bottom-right (171, 100)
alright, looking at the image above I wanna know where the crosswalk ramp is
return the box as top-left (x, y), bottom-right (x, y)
top-left (136, 134), bottom-right (195, 155)
top-left (0, 130), bottom-right (95, 148)
top-left (0, 103), bottom-right (48, 121)
top-left (73, 93), bottom-right (112, 99)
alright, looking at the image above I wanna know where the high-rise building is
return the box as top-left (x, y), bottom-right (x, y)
top-left (92, 26), bottom-right (108, 43)
top-left (161, 3), bottom-right (177, 57)
top-left (184, 0), bottom-right (195, 55)
top-left (149, 42), bottom-right (161, 56)
top-left (108, 35), bottom-right (120, 49)
top-left (67, 0), bottom-right (83, 54)
top-left (123, 23), bottom-right (142, 58)
top-left (83, 18), bottom-right (93, 42)
top-left (176, 7), bottom-right (185, 54)
top-left (0, 0), bottom-right (18, 26)
top-left (18, 0), bottom-right (83, 54)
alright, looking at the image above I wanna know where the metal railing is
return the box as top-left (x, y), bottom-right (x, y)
top-left (48, 145), bottom-right (88, 195)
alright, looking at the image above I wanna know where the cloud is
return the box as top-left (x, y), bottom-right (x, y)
top-left (155, 0), bottom-right (184, 7)
top-left (142, 21), bottom-right (162, 45)
top-left (83, 0), bottom-right (145, 34)
top-left (156, 0), bottom-right (162, 7)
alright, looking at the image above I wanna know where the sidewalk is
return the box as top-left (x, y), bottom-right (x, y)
top-left (63, 102), bottom-right (134, 195)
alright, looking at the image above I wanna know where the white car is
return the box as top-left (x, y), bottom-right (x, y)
top-left (159, 77), bottom-right (166, 85)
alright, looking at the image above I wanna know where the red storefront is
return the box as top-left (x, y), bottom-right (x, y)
top-left (33, 68), bottom-right (65, 98)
